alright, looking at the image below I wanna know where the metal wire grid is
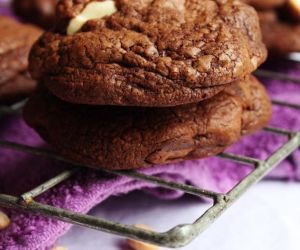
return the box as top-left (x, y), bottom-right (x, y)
top-left (0, 69), bottom-right (300, 248)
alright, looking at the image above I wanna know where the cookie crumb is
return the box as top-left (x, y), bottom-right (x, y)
top-left (0, 211), bottom-right (11, 230)
top-left (127, 224), bottom-right (159, 250)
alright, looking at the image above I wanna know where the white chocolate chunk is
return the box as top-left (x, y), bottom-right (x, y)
top-left (67, 0), bottom-right (117, 35)
top-left (0, 211), bottom-right (10, 230)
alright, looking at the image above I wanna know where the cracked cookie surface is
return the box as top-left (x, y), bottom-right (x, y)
top-left (29, 0), bottom-right (267, 107)
top-left (24, 75), bottom-right (272, 170)
top-left (0, 16), bottom-right (41, 102)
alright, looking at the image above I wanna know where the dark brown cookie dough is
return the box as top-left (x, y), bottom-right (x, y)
top-left (12, 0), bottom-right (58, 29)
top-left (259, 10), bottom-right (300, 54)
top-left (29, 0), bottom-right (267, 107)
top-left (24, 76), bottom-right (272, 170)
top-left (0, 16), bottom-right (41, 103)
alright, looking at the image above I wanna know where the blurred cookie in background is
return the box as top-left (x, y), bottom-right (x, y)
top-left (0, 16), bottom-right (41, 103)
top-left (12, 0), bottom-right (57, 29)
top-left (243, 0), bottom-right (300, 54)
top-left (0, 73), bottom-right (36, 104)
top-left (258, 10), bottom-right (300, 55)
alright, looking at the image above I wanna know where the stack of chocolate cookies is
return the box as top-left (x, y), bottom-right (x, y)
top-left (0, 16), bottom-right (41, 103)
top-left (244, 0), bottom-right (300, 54)
top-left (24, 0), bottom-right (272, 170)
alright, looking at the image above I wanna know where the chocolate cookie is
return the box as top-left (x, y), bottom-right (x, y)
top-left (0, 16), bottom-right (41, 103)
top-left (259, 10), bottom-right (300, 54)
top-left (12, 0), bottom-right (58, 29)
top-left (29, 0), bottom-right (267, 107)
top-left (24, 76), bottom-right (272, 170)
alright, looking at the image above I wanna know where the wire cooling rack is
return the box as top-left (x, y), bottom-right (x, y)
top-left (0, 69), bottom-right (300, 248)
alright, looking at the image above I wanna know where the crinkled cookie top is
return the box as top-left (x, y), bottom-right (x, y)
top-left (29, 0), bottom-right (267, 106)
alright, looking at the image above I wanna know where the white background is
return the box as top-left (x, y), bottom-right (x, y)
top-left (59, 181), bottom-right (300, 250)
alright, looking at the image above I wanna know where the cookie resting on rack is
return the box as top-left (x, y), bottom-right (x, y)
top-left (0, 16), bottom-right (41, 103)
top-left (29, 0), bottom-right (267, 107)
top-left (24, 75), bottom-right (272, 170)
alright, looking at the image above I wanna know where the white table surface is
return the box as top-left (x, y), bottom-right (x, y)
top-left (58, 181), bottom-right (300, 250)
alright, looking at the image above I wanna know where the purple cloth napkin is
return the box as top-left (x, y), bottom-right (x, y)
top-left (1, 3), bottom-right (300, 249)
